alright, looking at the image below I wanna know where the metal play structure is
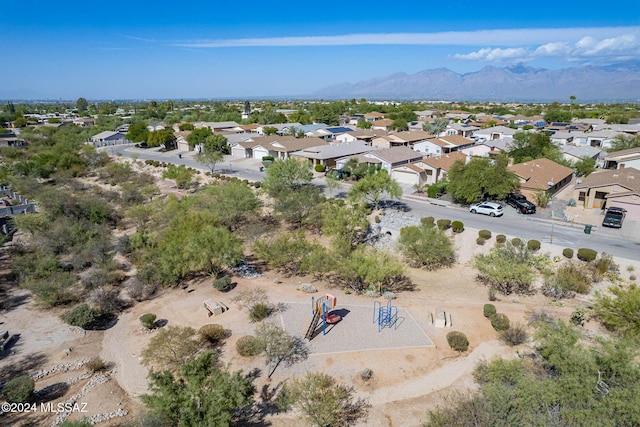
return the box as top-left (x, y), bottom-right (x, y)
top-left (373, 299), bottom-right (399, 332)
top-left (303, 294), bottom-right (341, 340)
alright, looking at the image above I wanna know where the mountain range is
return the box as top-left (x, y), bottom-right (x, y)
top-left (313, 62), bottom-right (640, 102)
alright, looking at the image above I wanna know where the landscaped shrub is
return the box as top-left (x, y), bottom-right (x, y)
top-left (426, 181), bottom-right (447, 198)
top-left (496, 234), bottom-right (506, 244)
top-left (446, 331), bottom-right (469, 352)
top-left (198, 324), bottom-right (227, 344)
top-left (140, 313), bottom-right (157, 329)
top-left (542, 262), bottom-right (592, 298)
top-left (236, 335), bottom-right (261, 357)
top-left (451, 221), bottom-right (464, 233)
top-left (63, 304), bottom-right (98, 329)
top-left (436, 219), bottom-right (451, 230)
top-left (490, 313), bottom-right (510, 331)
top-left (511, 238), bottom-right (522, 247)
top-left (500, 323), bottom-right (528, 346)
top-left (374, 215), bottom-right (381, 223)
top-left (577, 248), bottom-right (598, 262)
top-left (488, 288), bottom-right (497, 301)
top-left (527, 240), bottom-right (541, 251)
top-left (420, 216), bottom-right (435, 227)
top-left (478, 230), bottom-right (492, 239)
top-left (261, 156), bottom-right (274, 162)
top-left (563, 248), bottom-right (574, 259)
top-left (483, 304), bottom-right (497, 318)
top-left (86, 357), bottom-right (107, 372)
top-left (2, 375), bottom-right (35, 403)
top-left (249, 303), bottom-right (271, 322)
top-left (476, 237), bottom-right (486, 245)
top-left (314, 164), bottom-right (326, 172)
top-left (593, 252), bottom-right (619, 275)
top-left (213, 276), bottom-right (233, 292)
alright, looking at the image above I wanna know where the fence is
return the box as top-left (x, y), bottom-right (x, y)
top-left (0, 186), bottom-right (37, 233)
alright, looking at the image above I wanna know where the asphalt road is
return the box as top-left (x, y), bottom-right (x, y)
top-left (105, 144), bottom-right (640, 261)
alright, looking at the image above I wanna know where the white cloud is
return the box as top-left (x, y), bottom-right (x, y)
top-left (454, 47), bottom-right (531, 62)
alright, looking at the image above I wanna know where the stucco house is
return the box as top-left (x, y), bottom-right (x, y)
top-left (251, 136), bottom-right (327, 160)
top-left (417, 151), bottom-right (468, 185)
top-left (290, 141), bottom-right (373, 168)
top-left (508, 158), bottom-right (574, 198)
top-left (89, 131), bottom-right (128, 146)
top-left (336, 146), bottom-right (422, 174)
top-left (371, 119), bottom-right (394, 131)
top-left (573, 167), bottom-right (640, 218)
top-left (560, 145), bottom-right (602, 164)
top-left (146, 121), bottom-right (168, 132)
top-left (602, 147), bottom-right (640, 170)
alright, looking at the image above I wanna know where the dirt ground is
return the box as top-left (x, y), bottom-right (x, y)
top-left (2, 168), bottom-right (639, 426)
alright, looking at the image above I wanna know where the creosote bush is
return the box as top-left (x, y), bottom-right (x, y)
top-left (436, 219), bottom-right (451, 230)
top-left (63, 304), bottom-right (98, 329)
top-left (527, 240), bottom-right (541, 252)
top-left (212, 276), bottom-right (233, 292)
top-left (2, 375), bottom-right (35, 403)
top-left (490, 313), bottom-right (510, 331)
top-left (86, 357), bottom-right (107, 372)
top-left (483, 304), bottom-right (497, 318)
top-left (249, 303), bottom-right (271, 322)
top-left (140, 313), bottom-right (157, 329)
top-left (198, 324), bottom-right (227, 344)
top-left (478, 230), bottom-right (492, 239)
top-left (577, 248), bottom-right (598, 262)
top-left (476, 237), bottom-right (486, 245)
top-left (563, 248), bottom-right (574, 259)
top-left (421, 216), bottom-right (435, 227)
top-left (500, 323), bottom-right (528, 346)
top-left (451, 221), bottom-right (464, 233)
top-left (511, 238), bottom-right (522, 247)
top-left (496, 234), bottom-right (506, 244)
top-left (236, 335), bottom-right (262, 357)
top-left (446, 331), bottom-right (469, 352)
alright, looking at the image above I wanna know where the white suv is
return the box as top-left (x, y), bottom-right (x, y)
top-left (469, 202), bottom-right (504, 217)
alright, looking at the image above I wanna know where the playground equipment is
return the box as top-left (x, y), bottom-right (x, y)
top-left (303, 294), bottom-right (341, 340)
top-left (373, 299), bottom-right (399, 332)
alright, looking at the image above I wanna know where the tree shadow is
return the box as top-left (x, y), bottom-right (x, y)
top-left (154, 319), bottom-right (169, 328)
top-left (379, 199), bottom-right (411, 212)
top-left (88, 314), bottom-right (118, 331)
top-left (232, 380), bottom-right (288, 426)
top-left (0, 291), bottom-right (29, 312)
top-left (0, 352), bottom-right (48, 383)
top-left (34, 382), bottom-right (70, 402)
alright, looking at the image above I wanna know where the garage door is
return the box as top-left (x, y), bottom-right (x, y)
top-left (392, 170), bottom-right (418, 185)
top-left (609, 200), bottom-right (640, 220)
top-left (253, 147), bottom-right (269, 160)
top-left (231, 147), bottom-right (246, 158)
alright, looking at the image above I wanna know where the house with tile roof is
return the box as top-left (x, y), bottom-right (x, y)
top-left (335, 146), bottom-right (422, 174)
top-left (508, 158), bottom-right (574, 198)
top-left (371, 119), bottom-right (394, 131)
top-left (573, 167), bottom-right (640, 217)
top-left (336, 129), bottom-right (387, 144)
top-left (147, 121), bottom-right (168, 132)
top-left (290, 141), bottom-right (374, 168)
top-left (364, 112), bottom-right (385, 122)
top-left (417, 151), bottom-right (468, 185)
top-left (603, 147), bottom-right (640, 170)
top-left (251, 136), bottom-right (327, 160)
top-left (255, 122), bottom-right (303, 136)
top-left (472, 125), bottom-right (519, 141)
top-left (444, 123), bottom-right (480, 138)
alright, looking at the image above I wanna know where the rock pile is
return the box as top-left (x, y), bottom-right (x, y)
top-left (32, 359), bottom-right (90, 381)
top-left (232, 259), bottom-right (262, 278)
top-left (87, 408), bottom-right (129, 424)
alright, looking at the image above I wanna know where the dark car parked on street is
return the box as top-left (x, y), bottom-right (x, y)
top-left (602, 207), bottom-right (626, 228)
top-left (506, 193), bottom-right (536, 214)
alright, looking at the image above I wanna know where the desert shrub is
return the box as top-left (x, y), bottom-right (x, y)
top-left (577, 248), bottom-right (597, 262)
top-left (249, 303), bottom-right (271, 322)
top-left (63, 304), bottom-right (98, 329)
top-left (236, 335), bottom-right (262, 357)
top-left (446, 331), bottom-right (469, 352)
top-left (2, 375), bottom-right (35, 403)
top-left (359, 368), bottom-right (374, 381)
top-left (570, 307), bottom-right (588, 326)
top-left (631, 275), bottom-right (637, 281)
top-left (511, 238), bottom-right (522, 247)
top-left (436, 219), bottom-right (451, 230)
top-left (500, 323), bottom-right (528, 346)
top-left (490, 313), bottom-right (510, 331)
top-left (212, 276), bottom-right (233, 292)
top-left (86, 357), bottom-right (107, 372)
top-left (451, 221), bottom-right (464, 233)
top-left (527, 240), bottom-right (541, 251)
top-left (496, 234), bottom-right (506, 244)
top-left (488, 288), bottom-right (497, 301)
top-left (374, 215), bottom-right (381, 223)
top-left (478, 230), bottom-right (492, 239)
top-left (140, 313), bottom-right (157, 329)
top-left (426, 181), bottom-right (447, 198)
top-left (314, 164), bottom-right (326, 172)
top-left (542, 262), bottom-right (592, 298)
top-left (198, 324), bottom-right (227, 344)
top-left (476, 237), bottom-right (486, 245)
top-left (420, 216), bottom-right (435, 227)
top-left (593, 252), bottom-right (619, 275)
top-left (397, 224), bottom-right (456, 270)
top-left (483, 304), bottom-right (497, 318)
top-left (563, 248), bottom-right (574, 259)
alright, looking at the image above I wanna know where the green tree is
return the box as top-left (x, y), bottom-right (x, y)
top-left (273, 184), bottom-right (324, 225)
top-left (422, 118), bottom-right (449, 136)
top-left (141, 325), bottom-right (201, 372)
top-left (544, 107), bottom-right (572, 123)
top-left (508, 131), bottom-right (563, 163)
top-left (161, 164), bottom-right (197, 189)
top-left (347, 169), bottom-right (401, 209)
top-left (255, 322), bottom-right (309, 378)
top-left (262, 158), bottom-right (313, 197)
top-left (608, 134), bottom-right (640, 152)
top-left (126, 122), bottom-right (149, 143)
top-left (278, 372), bottom-right (371, 426)
top-left (196, 150), bottom-right (223, 173)
top-left (196, 181), bottom-right (261, 229)
top-left (253, 232), bottom-right (323, 275)
top-left (573, 157), bottom-right (596, 177)
top-left (147, 129), bottom-right (175, 148)
top-left (76, 97), bottom-right (89, 113)
top-left (2, 375), bottom-right (35, 403)
top-left (390, 118), bottom-right (408, 131)
top-left (203, 133), bottom-right (229, 154)
top-left (186, 127), bottom-right (213, 148)
top-left (62, 303), bottom-right (98, 329)
top-left (447, 153), bottom-right (519, 203)
top-left (321, 200), bottom-right (370, 254)
top-left (594, 284), bottom-right (640, 342)
top-left (398, 223), bottom-right (456, 270)
top-left (262, 126), bottom-right (278, 135)
top-left (141, 352), bottom-right (254, 427)
top-left (339, 247), bottom-right (405, 293)
top-left (325, 174), bottom-right (342, 197)
top-left (357, 117), bottom-right (372, 129)
top-left (474, 240), bottom-right (537, 295)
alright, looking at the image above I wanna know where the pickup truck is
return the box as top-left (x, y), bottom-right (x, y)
top-left (506, 193), bottom-right (536, 214)
top-left (602, 207), bottom-right (626, 228)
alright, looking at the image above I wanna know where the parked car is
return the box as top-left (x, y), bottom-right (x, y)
top-left (602, 207), bottom-right (626, 228)
top-left (469, 202), bottom-right (504, 217)
top-left (506, 193), bottom-right (536, 214)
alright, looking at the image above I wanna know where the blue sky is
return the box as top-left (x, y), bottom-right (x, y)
top-left (2, 0), bottom-right (639, 100)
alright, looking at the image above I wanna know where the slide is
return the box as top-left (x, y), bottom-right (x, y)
top-left (303, 309), bottom-right (322, 340)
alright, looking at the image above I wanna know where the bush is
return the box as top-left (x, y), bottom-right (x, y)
top-left (420, 216), bottom-right (435, 227)
top-left (511, 238), bottom-right (522, 247)
top-left (577, 248), bottom-right (598, 262)
top-left (451, 221), bottom-right (464, 233)
top-left (563, 248), bottom-right (574, 259)
top-left (198, 324), bottom-right (227, 344)
top-left (593, 252), bottom-right (619, 275)
top-left (490, 313), bottom-right (510, 331)
top-left (488, 288), bottom-right (497, 301)
top-left (570, 307), bottom-right (587, 326)
top-left (446, 331), bottom-right (469, 352)
top-left (249, 303), bottom-right (271, 322)
top-left (542, 262), bottom-right (592, 298)
top-left (483, 304), bottom-right (497, 318)
top-left (314, 164), bottom-right (326, 172)
top-left (500, 323), bottom-right (528, 346)
top-left (261, 156), bottom-right (274, 162)
top-left (436, 219), bottom-right (451, 230)
top-left (496, 234), bottom-right (506, 244)
top-left (86, 357), bottom-right (107, 372)
top-left (374, 215), bottom-right (381, 223)
top-left (63, 304), bottom-right (98, 329)
top-left (236, 335), bottom-right (262, 357)
top-left (476, 237), bottom-right (486, 245)
top-left (426, 181), bottom-right (447, 198)
top-left (140, 313), bottom-right (157, 329)
top-left (2, 375), bottom-right (35, 403)
top-left (478, 230), bottom-right (491, 239)
top-left (212, 276), bottom-right (233, 292)
top-left (527, 240), bottom-right (541, 251)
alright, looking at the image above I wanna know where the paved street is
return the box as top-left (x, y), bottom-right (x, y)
top-left (105, 144), bottom-right (640, 261)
